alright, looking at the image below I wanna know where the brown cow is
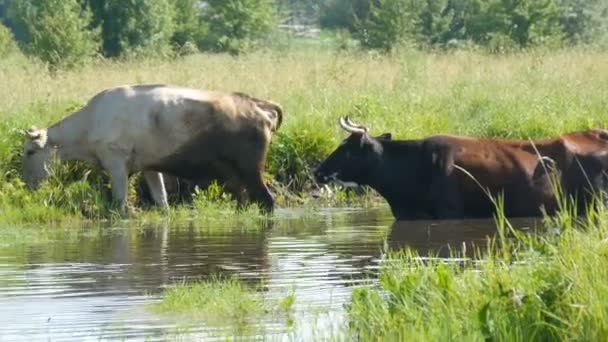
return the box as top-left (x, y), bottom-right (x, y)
top-left (314, 117), bottom-right (608, 220)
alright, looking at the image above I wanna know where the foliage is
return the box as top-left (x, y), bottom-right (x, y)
top-left (463, 0), bottom-right (563, 49)
top-left (200, 0), bottom-right (277, 54)
top-left (98, 0), bottom-right (175, 58)
top-left (558, 0), bottom-right (608, 45)
top-left (7, 0), bottom-right (100, 68)
top-left (268, 130), bottom-right (335, 192)
top-left (170, 0), bottom-right (206, 53)
top-left (320, 0), bottom-right (601, 52)
top-left (0, 21), bottom-right (14, 56)
top-left (352, 0), bottom-right (414, 51)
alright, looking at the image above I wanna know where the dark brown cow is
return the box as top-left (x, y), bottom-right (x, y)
top-left (314, 117), bottom-right (608, 220)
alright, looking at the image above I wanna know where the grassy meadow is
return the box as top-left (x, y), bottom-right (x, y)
top-left (0, 45), bottom-right (607, 223)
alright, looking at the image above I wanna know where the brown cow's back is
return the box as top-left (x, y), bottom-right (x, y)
top-left (424, 129), bottom-right (608, 218)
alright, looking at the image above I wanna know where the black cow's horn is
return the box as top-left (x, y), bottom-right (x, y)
top-left (339, 116), bottom-right (367, 134)
top-left (345, 117), bottom-right (369, 133)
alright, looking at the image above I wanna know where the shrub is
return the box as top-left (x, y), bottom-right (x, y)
top-left (8, 0), bottom-right (100, 69)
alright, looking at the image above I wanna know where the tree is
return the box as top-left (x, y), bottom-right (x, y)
top-left (9, 0), bottom-right (100, 68)
top-left (201, 0), bottom-right (277, 54)
top-left (353, 0), bottom-right (416, 51)
top-left (463, 0), bottom-right (562, 48)
top-left (558, 0), bottom-right (608, 45)
top-left (170, 0), bottom-right (206, 51)
top-left (99, 0), bottom-right (175, 57)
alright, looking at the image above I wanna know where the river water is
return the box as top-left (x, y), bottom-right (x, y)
top-left (0, 206), bottom-right (538, 341)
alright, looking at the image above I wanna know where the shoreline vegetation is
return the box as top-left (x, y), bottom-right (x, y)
top-left (1, 46), bottom-right (608, 224)
top-left (152, 198), bottom-right (608, 340)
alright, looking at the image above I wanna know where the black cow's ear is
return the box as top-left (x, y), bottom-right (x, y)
top-left (378, 133), bottom-right (392, 140)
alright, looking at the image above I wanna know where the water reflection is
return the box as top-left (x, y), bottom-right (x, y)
top-left (0, 207), bottom-right (536, 340)
top-left (387, 217), bottom-right (540, 258)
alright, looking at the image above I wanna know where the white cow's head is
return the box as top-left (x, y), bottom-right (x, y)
top-left (22, 126), bottom-right (54, 189)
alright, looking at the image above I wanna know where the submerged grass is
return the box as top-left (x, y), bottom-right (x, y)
top-left (155, 275), bottom-right (264, 323)
top-left (153, 275), bottom-right (297, 337)
top-left (0, 46), bottom-right (607, 223)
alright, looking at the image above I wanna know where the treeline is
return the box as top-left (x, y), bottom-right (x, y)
top-left (318, 0), bottom-right (608, 51)
top-left (0, 0), bottom-right (276, 68)
top-left (0, 0), bottom-right (607, 69)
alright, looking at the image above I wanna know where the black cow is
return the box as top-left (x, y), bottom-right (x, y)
top-left (314, 117), bottom-right (608, 220)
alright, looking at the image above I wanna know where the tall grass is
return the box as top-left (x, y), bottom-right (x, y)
top-left (0, 46), bottom-right (607, 222)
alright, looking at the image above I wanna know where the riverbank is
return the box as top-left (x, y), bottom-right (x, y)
top-left (1, 47), bottom-right (607, 224)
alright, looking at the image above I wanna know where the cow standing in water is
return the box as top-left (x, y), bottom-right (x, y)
top-left (314, 117), bottom-right (608, 220)
top-left (21, 84), bottom-right (283, 215)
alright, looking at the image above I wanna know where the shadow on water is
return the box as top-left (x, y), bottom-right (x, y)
top-left (0, 207), bottom-right (542, 340)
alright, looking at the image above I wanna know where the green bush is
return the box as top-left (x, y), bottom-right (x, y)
top-left (200, 0), bottom-right (277, 54)
top-left (100, 0), bottom-right (175, 58)
top-left (267, 130), bottom-right (334, 192)
top-left (8, 0), bottom-right (100, 69)
top-left (0, 22), bottom-right (14, 56)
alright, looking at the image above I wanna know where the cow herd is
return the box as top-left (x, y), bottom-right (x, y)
top-left (21, 83), bottom-right (608, 221)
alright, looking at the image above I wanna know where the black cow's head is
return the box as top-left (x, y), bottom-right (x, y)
top-left (314, 117), bottom-right (391, 186)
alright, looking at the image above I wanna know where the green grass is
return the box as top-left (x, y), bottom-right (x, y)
top-left (0, 46), bottom-right (607, 223)
top-left (345, 197), bottom-right (608, 341)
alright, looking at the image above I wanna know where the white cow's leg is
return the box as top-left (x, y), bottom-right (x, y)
top-left (143, 171), bottom-right (169, 209)
top-left (100, 156), bottom-right (130, 215)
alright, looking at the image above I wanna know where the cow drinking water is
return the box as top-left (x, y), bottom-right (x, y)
top-left (21, 84), bottom-right (283, 215)
top-left (314, 117), bottom-right (608, 220)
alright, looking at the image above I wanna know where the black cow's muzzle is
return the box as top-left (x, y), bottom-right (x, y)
top-left (314, 169), bottom-right (330, 184)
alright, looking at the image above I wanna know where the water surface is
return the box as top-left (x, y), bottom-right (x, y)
top-left (0, 207), bottom-right (539, 341)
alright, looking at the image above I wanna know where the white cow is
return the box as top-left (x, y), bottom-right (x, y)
top-left (22, 84), bottom-right (283, 215)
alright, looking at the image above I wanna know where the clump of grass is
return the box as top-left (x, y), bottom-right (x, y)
top-left (346, 196), bottom-right (608, 341)
top-left (155, 275), bottom-right (263, 325)
top-left (154, 275), bottom-right (298, 337)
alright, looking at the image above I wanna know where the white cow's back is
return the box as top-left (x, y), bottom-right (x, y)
top-left (82, 84), bottom-right (236, 169)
